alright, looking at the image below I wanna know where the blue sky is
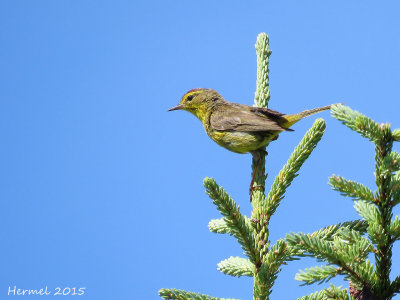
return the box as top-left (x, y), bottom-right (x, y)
top-left (1, 1), bottom-right (400, 299)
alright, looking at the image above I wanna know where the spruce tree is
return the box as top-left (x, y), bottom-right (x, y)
top-left (160, 32), bottom-right (400, 300)
top-left (287, 105), bottom-right (400, 300)
top-left (159, 33), bottom-right (327, 300)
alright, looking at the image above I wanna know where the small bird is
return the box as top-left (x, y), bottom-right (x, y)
top-left (169, 88), bottom-right (332, 154)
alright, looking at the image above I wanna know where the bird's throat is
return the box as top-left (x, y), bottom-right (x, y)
top-left (187, 106), bottom-right (209, 123)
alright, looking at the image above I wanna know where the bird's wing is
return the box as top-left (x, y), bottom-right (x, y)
top-left (210, 106), bottom-right (288, 132)
top-left (250, 106), bottom-right (285, 118)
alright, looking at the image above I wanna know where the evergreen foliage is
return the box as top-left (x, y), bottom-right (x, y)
top-left (217, 256), bottom-right (254, 277)
top-left (287, 104), bottom-right (400, 299)
top-left (298, 284), bottom-right (350, 300)
top-left (159, 289), bottom-right (239, 300)
top-left (254, 33), bottom-right (271, 109)
top-left (159, 33), bottom-right (400, 300)
top-left (208, 218), bottom-right (231, 234)
top-left (204, 178), bottom-right (257, 263)
top-left (160, 33), bottom-right (326, 300)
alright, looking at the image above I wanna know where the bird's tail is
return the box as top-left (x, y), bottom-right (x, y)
top-left (280, 104), bottom-right (333, 128)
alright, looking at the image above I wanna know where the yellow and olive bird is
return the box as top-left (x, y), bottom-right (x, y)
top-left (169, 88), bottom-right (332, 154)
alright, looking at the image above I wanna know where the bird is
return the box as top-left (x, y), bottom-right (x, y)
top-left (168, 88), bottom-right (332, 154)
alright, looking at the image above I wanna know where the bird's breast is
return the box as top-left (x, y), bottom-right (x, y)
top-left (206, 130), bottom-right (268, 154)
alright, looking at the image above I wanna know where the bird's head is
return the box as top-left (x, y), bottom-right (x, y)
top-left (168, 88), bottom-right (224, 122)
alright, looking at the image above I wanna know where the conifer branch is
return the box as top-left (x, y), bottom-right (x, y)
top-left (368, 222), bottom-right (388, 246)
top-left (392, 129), bottom-right (400, 142)
top-left (263, 239), bottom-right (292, 268)
top-left (331, 104), bottom-right (383, 143)
top-left (253, 272), bottom-right (271, 300)
top-left (251, 33), bottom-right (275, 300)
top-left (265, 119), bottom-right (326, 216)
top-left (390, 171), bottom-right (400, 206)
top-left (251, 151), bottom-right (267, 204)
top-left (286, 233), bottom-right (374, 288)
top-left (349, 260), bottom-right (377, 291)
top-left (159, 289), bottom-right (239, 300)
top-left (297, 290), bottom-right (327, 300)
top-left (209, 218), bottom-right (231, 234)
top-left (297, 285), bottom-right (350, 300)
top-left (295, 106), bottom-right (400, 300)
top-left (388, 276), bottom-right (400, 295)
top-left (381, 151), bottom-right (400, 176)
top-left (323, 285), bottom-right (352, 300)
top-left (250, 118), bottom-right (326, 295)
top-left (329, 176), bottom-right (375, 202)
top-left (308, 220), bottom-right (368, 241)
top-left (254, 33), bottom-right (271, 109)
top-left (393, 193), bottom-right (400, 206)
top-left (373, 125), bottom-right (394, 297)
top-left (252, 240), bottom-right (297, 299)
top-left (354, 201), bottom-right (386, 245)
top-left (249, 34), bottom-right (271, 257)
top-left (329, 108), bottom-right (397, 299)
top-left (389, 216), bottom-right (400, 241)
top-left (332, 236), bottom-right (372, 264)
top-left (204, 178), bottom-right (257, 263)
top-left (217, 256), bottom-right (254, 277)
top-left (261, 240), bottom-right (294, 282)
top-left (295, 265), bottom-right (341, 285)
top-left (209, 217), bottom-right (254, 235)
top-left (250, 32), bottom-right (272, 205)
top-left (353, 201), bottom-right (381, 226)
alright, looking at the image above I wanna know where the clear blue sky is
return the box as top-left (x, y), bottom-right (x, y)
top-left (1, 1), bottom-right (400, 299)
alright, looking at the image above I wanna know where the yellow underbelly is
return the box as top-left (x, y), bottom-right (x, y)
top-left (208, 130), bottom-right (276, 154)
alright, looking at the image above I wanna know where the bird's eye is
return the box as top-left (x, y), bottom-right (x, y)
top-left (187, 95), bottom-right (194, 101)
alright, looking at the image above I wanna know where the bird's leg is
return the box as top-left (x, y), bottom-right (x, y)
top-left (249, 149), bottom-right (268, 202)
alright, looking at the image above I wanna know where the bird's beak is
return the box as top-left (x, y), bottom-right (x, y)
top-left (168, 104), bottom-right (184, 111)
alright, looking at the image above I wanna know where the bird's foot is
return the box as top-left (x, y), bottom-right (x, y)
top-left (249, 149), bottom-right (268, 202)
top-left (250, 149), bottom-right (268, 160)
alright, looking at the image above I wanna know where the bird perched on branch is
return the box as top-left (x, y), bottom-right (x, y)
top-left (168, 88), bottom-right (332, 154)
